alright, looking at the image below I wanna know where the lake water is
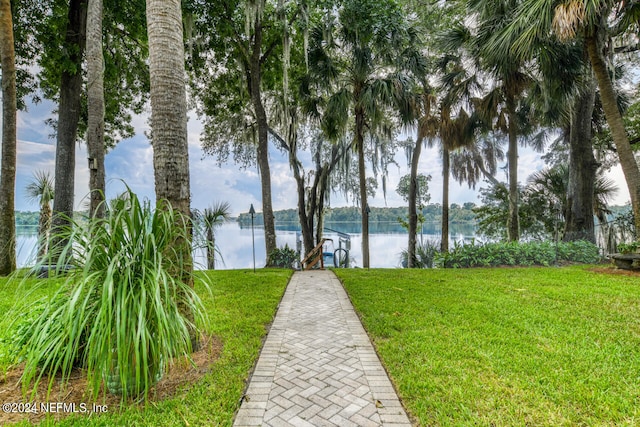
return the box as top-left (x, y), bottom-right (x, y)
top-left (16, 222), bottom-right (477, 269)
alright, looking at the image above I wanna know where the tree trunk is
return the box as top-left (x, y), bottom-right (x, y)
top-left (295, 174), bottom-right (313, 255)
top-left (0, 0), bottom-right (17, 275)
top-left (564, 77), bottom-right (597, 243)
top-left (146, 0), bottom-right (194, 342)
top-left (506, 94), bottom-right (520, 242)
top-left (407, 135), bottom-right (423, 267)
top-left (147, 0), bottom-right (191, 227)
top-left (37, 203), bottom-right (52, 261)
top-left (312, 144), bottom-right (342, 249)
top-left (86, 0), bottom-right (105, 219)
top-left (206, 228), bottom-right (215, 269)
top-left (586, 34), bottom-right (640, 237)
top-left (283, 120), bottom-right (314, 256)
top-left (441, 148), bottom-right (450, 253)
top-left (355, 107), bottom-right (370, 268)
top-left (50, 0), bottom-right (87, 262)
top-left (315, 189), bottom-right (325, 245)
top-left (249, 19), bottom-right (276, 262)
top-left (147, 0), bottom-right (191, 216)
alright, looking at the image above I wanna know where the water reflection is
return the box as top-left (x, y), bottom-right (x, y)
top-left (16, 226), bottom-right (38, 268)
top-left (17, 222), bottom-right (477, 269)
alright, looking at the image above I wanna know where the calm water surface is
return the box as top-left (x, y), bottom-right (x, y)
top-left (16, 222), bottom-right (476, 269)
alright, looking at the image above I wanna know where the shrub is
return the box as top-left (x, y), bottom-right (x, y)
top-left (267, 244), bottom-right (299, 268)
top-left (617, 241), bottom-right (640, 254)
top-left (437, 240), bottom-right (600, 268)
top-left (400, 239), bottom-right (440, 268)
top-left (13, 189), bottom-right (206, 401)
top-left (556, 240), bottom-right (601, 263)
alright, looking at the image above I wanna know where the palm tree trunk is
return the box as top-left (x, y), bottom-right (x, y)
top-left (87, 0), bottom-right (105, 219)
top-left (564, 77), bottom-right (597, 242)
top-left (0, 0), bottom-right (17, 275)
top-left (249, 19), bottom-right (277, 262)
top-left (146, 0), bottom-right (195, 342)
top-left (50, 0), bottom-right (87, 263)
top-left (356, 107), bottom-right (370, 268)
top-left (38, 203), bottom-right (51, 261)
top-left (206, 228), bottom-right (215, 269)
top-left (441, 148), bottom-right (450, 253)
top-left (586, 34), bottom-right (640, 237)
top-left (147, 0), bottom-right (191, 216)
top-left (407, 135), bottom-right (423, 267)
top-left (506, 94), bottom-right (520, 242)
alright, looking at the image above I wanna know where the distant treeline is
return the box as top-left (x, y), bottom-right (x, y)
top-left (17, 203), bottom-right (631, 230)
top-left (15, 211), bottom-right (40, 227)
top-left (15, 211), bottom-right (87, 228)
top-left (237, 203), bottom-right (479, 228)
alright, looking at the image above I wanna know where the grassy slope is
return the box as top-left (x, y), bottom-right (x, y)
top-left (0, 269), bottom-right (291, 427)
top-left (335, 266), bottom-right (640, 427)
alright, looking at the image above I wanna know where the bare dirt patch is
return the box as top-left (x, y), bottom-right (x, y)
top-left (0, 334), bottom-right (222, 425)
top-left (589, 266), bottom-right (640, 277)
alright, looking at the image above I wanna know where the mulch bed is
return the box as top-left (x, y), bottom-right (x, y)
top-left (0, 334), bottom-right (222, 425)
top-left (588, 265), bottom-right (640, 277)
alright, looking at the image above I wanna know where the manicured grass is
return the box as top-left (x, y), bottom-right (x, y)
top-left (0, 269), bottom-right (291, 426)
top-left (335, 266), bottom-right (640, 427)
top-left (0, 273), bottom-right (63, 373)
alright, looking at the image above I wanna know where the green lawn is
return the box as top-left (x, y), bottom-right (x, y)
top-left (0, 269), bottom-right (291, 426)
top-left (335, 266), bottom-right (640, 427)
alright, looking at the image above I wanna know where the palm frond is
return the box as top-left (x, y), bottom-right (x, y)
top-left (25, 171), bottom-right (54, 207)
top-left (553, 0), bottom-right (586, 40)
top-left (200, 201), bottom-right (232, 231)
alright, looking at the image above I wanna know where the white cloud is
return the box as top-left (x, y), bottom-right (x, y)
top-left (605, 165), bottom-right (631, 206)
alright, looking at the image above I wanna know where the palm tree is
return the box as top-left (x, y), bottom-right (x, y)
top-left (0, 0), bottom-right (17, 275)
top-left (404, 90), bottom-right (437, 267)
top-left (486, 1), bottom-right (605, 243)
top-left (451, 133), bottom-right (506, 190)
top-left (146, 0), bottom-right (194, 342)
top-left (86, 0), bottom-right (105, 219)
top-left (146, 0), bottom-right (191, 234)
top-left (444, 3), bottom-right (539, 242)
top-left (432, 105), bottom-right (475, 253)
top-left (505, 0), bottom-right (640, 237)
top-left (429, 52), bottom-right (483, 252)
top-left (305, 0), bottom-right (425, 267)
top-left (26, 171), bottom-right (55, 260)
top-left (199, 202), bottom-right (231, 270)
top-left (527, 164), bottom-right (618, 237)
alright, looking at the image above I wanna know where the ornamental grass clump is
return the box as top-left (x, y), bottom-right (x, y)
top-left (15, 189), bottom-right (206, 401)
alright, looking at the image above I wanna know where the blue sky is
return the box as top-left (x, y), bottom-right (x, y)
top-left (11, 97), bottom-right (630, 216)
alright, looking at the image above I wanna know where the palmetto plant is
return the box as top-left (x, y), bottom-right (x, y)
top-left (196, 201), bottom-right (231, 270)
top-left (25, 171), bottom-right (54, 260)
top-left (16, 188), bottom-right (206, 401)
top-left (527, 163), bottom-right (618, 227)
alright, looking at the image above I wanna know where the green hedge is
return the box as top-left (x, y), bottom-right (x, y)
top-left (267, 244), bottom-right (299, 268)
top-left (438, 240), bottom-right (600, 268)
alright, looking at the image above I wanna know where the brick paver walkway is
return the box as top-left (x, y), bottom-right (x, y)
top-left (233, 270), bottom-right (412, 427)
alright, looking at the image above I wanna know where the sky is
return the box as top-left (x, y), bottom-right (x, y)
top-left (10, 96), bottom-right (631, 216)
